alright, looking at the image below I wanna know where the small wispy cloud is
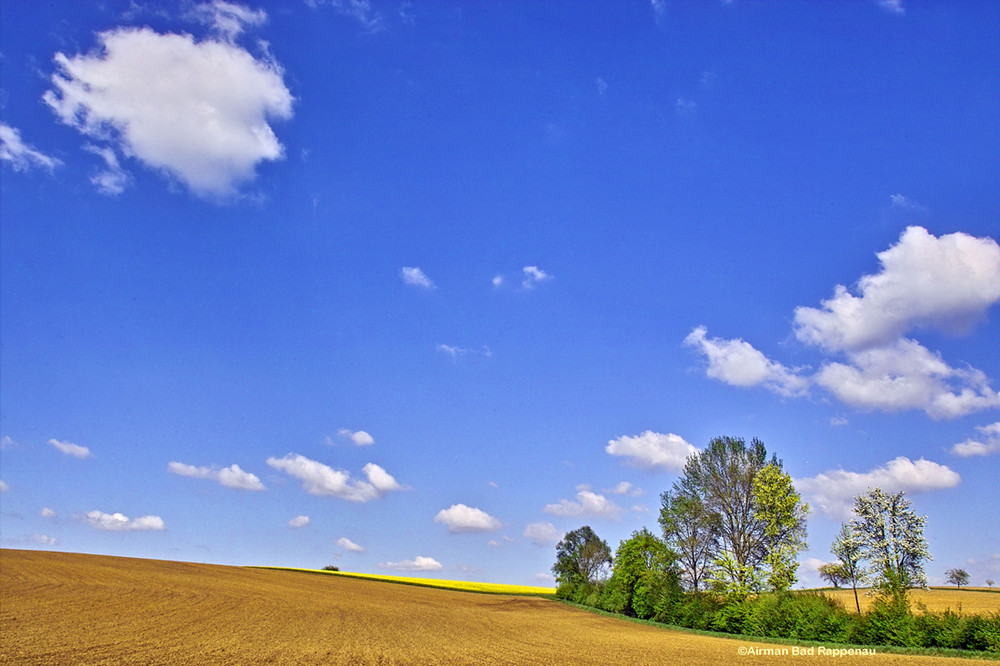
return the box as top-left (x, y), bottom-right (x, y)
top-left (337, 536), bottom-right (365, 553)
top-left (288, 515), bottom-right (310, 528)
top-left (335, 429), bottom-right (375, 446)
top-left (876, 0), bottom-right (905, 15)
top-left (521, 266), bottom-right (552, 289)
top-left (188, 0), bottom-right (267, 41)
top-left (675, 97), bottom-right (697, 115)
top-left (400, 266), bottom-right (435, 289)
top-left (168, 461), bottom-right (266, 491)
top-left (0, 123), bottom-right (62, 172)
top-left (49, 439), bottom-right (92, 459)
top-left (596, 77), bottom-right (609, 97)
top-left (951, 422), bottom-right (1000, 458)
top-left (308, 0), bottom-right (385, 33)
top-left (436, 344), bottom-right (492, 361)
top-left (543, 488), bottom-right (623, 520)
top-left (523, 522), bottom-right (564, 547)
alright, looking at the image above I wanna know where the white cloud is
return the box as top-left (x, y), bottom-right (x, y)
top-left (336, 536), bottom-right (365, 553)
top-left (876, 0), bottom-right (905, 14)
top-left (492, 275), bottom-right (504, 288)
top-left (675, 97), bottom-right (697, 115)
top-left (794, 227), bottom-right (1000, 352)
top-left (606, 481), bottom-right (643, 496)
top-left (523, 522), bottom-right (564, 547)
top-left (31, 534), bottom-right (58, 546)
top-left (400, 266), bottom-right (435, 289)
top-left (434, 504), bottom-right (502, 534)
top-left (43, 25), bottom-right (293, 199)
top-left (83, 144), bottom-right (131, 196)
top-left (522, 266), bottom-right (552, 289)
top-left (606, 430), bottom-right (698, 472)
top-left (41, 508), bottom-right (57, 518)
top-left (309, 0), bottom-right (385, 33)
top-left (1, 436), bottom-right (16, 449)
top-left (378, 556), bottom-right (442, 572)
top-left (951, 422), bottom-right (1000, 457)
top-left (288, 515), bottom-right (310, 528)
top-left (543, 490), bottom-right (623, 520)
top-left (189, 0), bottom-right (267, 41)
top-left (0, 123), bottom-right (61, 172)
top-left (796, 456), bottom-right (960, 519)
top-left (48, 439), bottom-right (92, 459)
top-left (266, 453), bottom-right (403, 502)
top-left (0, 480), bottom-right (8, 492)
top-left (84, 510), bottom-right (165, 531)
top-left (168, 461), bottom-right (266, 491)
top-left (596, 77), bottom-right (609, 97)
top-left (814, 338), bottom-right (1000, 419)
top-left (436, 344), bottom-right (491, 360)
top-left (337, 429), bottom-right (375, 446)
top-left (684, 327), bottom-right (809, 397)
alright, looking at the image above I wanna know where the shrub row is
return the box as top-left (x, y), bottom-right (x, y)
top-left (557, 582), bottom-right (1000, 652)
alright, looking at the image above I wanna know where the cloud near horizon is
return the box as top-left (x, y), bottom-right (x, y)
top-left (795, 456), bottom-right (960, 519)
top-left (84, 510), bottom-right (165, 531)
top-left (378, 555), bottom-right (442, 572)
top-left (43, 17), bottom-right (293, 199)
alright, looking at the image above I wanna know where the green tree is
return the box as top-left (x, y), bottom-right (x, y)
top-left (677, 436), bottom-right (808, 598)
top-left (945, 568), bottom-right (970, 590)
top-left (606, 528), bottom-right (679, 619)
top-left (818, 562), bottom-right (850, 589)
top-left (830, 522), bottom-right (868, 614)
top-left (552, 526), bottom-right (612, 590)
top-left (658, 489), bottom-right (718, 592)
top-left (851, 487), bottom-right (931, 603)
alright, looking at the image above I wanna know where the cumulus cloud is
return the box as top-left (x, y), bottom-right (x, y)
top-left (288, 515), bottom-right (310, 528)
top-left (684, 327), bottom-right (809, 397)
top-left (796, 456), bottom-right (960, 519)
top-left (84, 510), bottom-right (165, 531)
top-left (605, 431), bottom-right (698, 472)
top-left (544, 489), bottom-right (623, 520)
top-left (266, 453), bottom-right (403, 502)
top-left (434, 504), bottom-right (502, 534)
top-left (400, 266), bottom-right (435, 289)
top-left (378, 556), bottom-right (442, 572)
top-left (688, 227), bottom-right (1000, 420)
top-left (794, 227), bottom-right (1000, 352)
top-left (951, 422), bottom-right (1000, 457)
top-left (48, 439), bottom-right (92, 459)
top-left (522, 266), bottom-right (552, 289)
top-left (814, 339), bottom-right (1000, 419)
top-left (41, 508), bottom-right (57, 518)
top-left (0, 123), bottom-right (61, 172)
top-left (336, 429), bottom-right (375, 446)
top-left (168, 461), bottom-right (266, 491)
top-left (523, 522), bottom-right (564, 547)
top-left (43, 24), bottom-right (293, 199)
top-left (337, 536), bottom-right (365, 553)
top-left (83, 144), bottom-right (131, 195)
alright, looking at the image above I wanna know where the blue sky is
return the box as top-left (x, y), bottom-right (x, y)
top-left (1, 0), bottom-right (998, 588)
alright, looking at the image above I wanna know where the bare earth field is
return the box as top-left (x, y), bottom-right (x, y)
top-left (0, 549), bottom-right (987, 665)
top-left (822, 588), bottom-right (1000, 615)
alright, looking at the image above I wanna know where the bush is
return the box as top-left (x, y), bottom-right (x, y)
top-left (323, 565), bottom-right (340, 571)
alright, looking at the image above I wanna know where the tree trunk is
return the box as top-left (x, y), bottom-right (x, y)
top-left (852, 582), bottom-right (860, 614)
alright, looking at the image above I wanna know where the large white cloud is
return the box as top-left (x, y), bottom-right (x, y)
top-left (84, 510), bottom-right (165, 531)
top-left (0, 123), bottom-right (61, 172)
top-left (43, 23), bottom-right (293, 198)
top-left (168, 461), bottom-right (266, 491)
top-left (684, 327), bottom-right (809, 397)
top-left (378, 556), bottom-right (442, 572)
top-left (814, 339), bottom-right (1000, 419)
top-left (605, 431), bottom-right (698, 471)
top-left (543, 489), bottom-right (623, 520)
top-left (523, 522), bottom-right (564, 547)
top-left (266, 453), bottom-right (403, 502)
top-left (951, 422), bottom-right (1000, 457)
top-left (434, 504), bottom-right (502, 534)
top-left (796, 456), bottom-right (960, 519)
top-left (794, 227), bottom-right (1000, 352)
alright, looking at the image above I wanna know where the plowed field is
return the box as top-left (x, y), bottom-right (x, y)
top-left (0, 549), bottom-right (984, 665)
top-left (822, 587), bottom-right (1000, 615)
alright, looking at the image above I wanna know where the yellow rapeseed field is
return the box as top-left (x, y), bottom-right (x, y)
top-left (0, 549), bottom-right (987, 665)
top-left (255, 566), bottom-right (556, 595)
top-left (820, 587), bottom-right (1000, 615)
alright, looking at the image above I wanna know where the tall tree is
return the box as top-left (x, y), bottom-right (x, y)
top-left (606, 528), bottom-right (679, 619)
top-left (552, 526), bottom-right (612, 589)
top-left (658, 489), bottom-right (718, 592)
top-left (830, 522), bottom-right (867, 613)
top-left (945, 568), bottom-right (970, 590)
top-left (676, 436), bottom-right (808, 597)
top-left (851, 487), bottom-right (931, 601)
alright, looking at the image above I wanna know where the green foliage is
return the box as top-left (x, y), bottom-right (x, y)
top-left (752, 464), bottom-right (808, 592)
top-left (818, 562), bottom-right (849, 588)
top-left (605, 528), bottom-right (681, 619)
top-left (552, 526), bottom-right (612, 590)
top-left (945, 568), bottom-right (971, 589)
top-left (323, 565), bottom-right (340, 571)
top-left (830, 522), bottom-right (867, 613)
top-left (659, 489), bottom-right (718, 592)
top-left (709, 593), bottom-right (853, 643)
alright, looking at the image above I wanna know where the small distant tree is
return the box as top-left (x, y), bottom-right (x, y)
top-left (831, 522), bottom-right (868, 613)
top-left (851, 487), bottom-right (931, 604)
top-left (552, 526), bottom-right (612, 590)
top-left (945, 568), bottom-right (970, 590)
top-left (987, 579), bottom-right (995, 589)
top-left (818, 562), bottom-right (850, 589)
top-left (323, 565), bottom-right (340, 571)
